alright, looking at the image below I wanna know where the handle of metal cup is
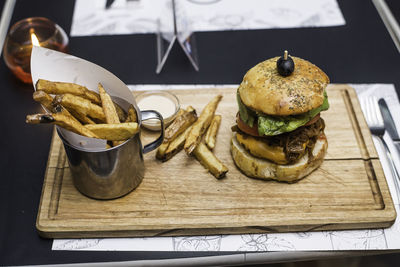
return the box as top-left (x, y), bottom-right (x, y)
top-left (141, 110), bottom-right (165, 154)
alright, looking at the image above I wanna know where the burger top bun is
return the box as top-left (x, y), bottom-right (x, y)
top-left (238, 56), bottom-right (329, 116)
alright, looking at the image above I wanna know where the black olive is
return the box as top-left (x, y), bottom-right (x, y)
top-left (277, 50), bottom-right (294, 77)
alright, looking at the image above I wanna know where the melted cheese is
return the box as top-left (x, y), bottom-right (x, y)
top-left (236, 133), bottom-right (288, 164)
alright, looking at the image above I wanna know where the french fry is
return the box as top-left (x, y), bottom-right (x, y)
top-left (125, 105), bottom-right (137, 123)
top-left (193, 142), bottom-right (228, 179)
top-left (33, 91), bottom-right (64, 114)
top-left (114, 103), bottom-right (127, 122)
top-left (53, 93), bottom-right (106, 122)
top-left (155, 108), bottom-right (186, 159)
top-left (68, 109), bottom-right (96, 125)
top-left (26, 113), bottom-right (99, 139)
top-left (184, 95), bottom-right (222, 155)
top-left (162, 125), bottom-right (193, 161)
top-left (99, 83), bottom-right (120, 124)
top-left (37, 79), bottom-right (126, 121)
top-left (85, 122), bottom-right (139, 141)
top-left (185, 106), bottom-right (195, 113)
top-left (170, 108), bottom-right (186, 123)
top-left (33, 91), bottom-right (86, 124)
top-left (155, 142), bottom-right (169, 160)
top-left (156, 107), bottom-right (196, 160)
top-left (164, 106), bottom-right (197, 143)
top-left (156, 125), bottom-right (193, 161)
top-left (205, 115), bottom-right (222, 150)
top-left (162, 108), bottom-right (192, 141)
top-left (98, 83), bottom-right (123, 146)
top-left (36, 79), bottom-right (101, 104)
top-left (32, 90), bottom-right (54, 111)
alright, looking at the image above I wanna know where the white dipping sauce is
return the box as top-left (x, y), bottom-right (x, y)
top-left (137, 95), bottom-right (176, 119)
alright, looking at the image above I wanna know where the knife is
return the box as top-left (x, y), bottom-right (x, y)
top-left (105, 0), bottom-right (114, 9)
top-left (378, 98), bottom-right (400, 150)
top-left (379, 98), bottom-right (400, 200)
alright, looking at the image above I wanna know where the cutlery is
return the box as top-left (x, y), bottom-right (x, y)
top-left (105, 0), bottom-right (139, 9)
top-left (378, 98), bottom-right (400, 153)
top-left (105, 0), bottom-right (114, 9)
top-left (361, 96), bottom-right (400, 200)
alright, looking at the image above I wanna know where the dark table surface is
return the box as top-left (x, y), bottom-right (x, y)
top-left (1, 0), bottom-right (400, 265)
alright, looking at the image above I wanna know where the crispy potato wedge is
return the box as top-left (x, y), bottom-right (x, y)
top-left (156, 106), bottom-right (196, 160)
top-left (37, 79), bottom-right (126, 121)
top-left (164, 106), bottom-right (197, 143)
top-left (157, 125), bottom-right (193, 161)
top-left (193, 142), bottom-right (228, 179)
top-left (33, 91), bottom-right (88, 124)
top-left (26, 113), bottom-right (99, 138)
top-left (186, 106), bottom-right (195, 112)
top-left (85, 122), bottom-right (139, 141)
top-left (125, 105), bottom-right (137, 123)
top-left (155, 109), bottom-right (186, 160)
top-left (99, 83), bottom-right (120, 124)
top-left (114, 103), bottom-right (127, 122)
top-left (184, 95), bottom-right (222, 155)
top-left (205, 115), bottom-right (222, 150)
top-left (98, 83), bottom-right (123, 146)
top-left (36, 79), bottom-right (101, 104)
top-left (164, 126), bottom-right (193, 161)
top-left (53, 93), bottom-right (106, 122)
top-left (33, 91), bottom-right (65, 114)
top-left (33, 90), bottom-right (54, 111)
top-left (173, 108), bottom-right (186, 120)
top-left (68, 109), bottom-right (96, 125)
top-left (155, 142), bottom-right (169, 160)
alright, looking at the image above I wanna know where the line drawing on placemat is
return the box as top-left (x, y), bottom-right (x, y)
top-left (237, 234), bottom-right (295, 251)
top-left (52, 239), bottom-right (101, 250)
top-left (323, 229), bottom-right (388, 250)
top-left (172, 236), bottom-right (223, 251)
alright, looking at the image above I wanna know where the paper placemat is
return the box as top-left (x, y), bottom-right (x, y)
top-left (52, 83), bottom-right (400, 251)
top-left (70, 0), bottom-right (345, 37)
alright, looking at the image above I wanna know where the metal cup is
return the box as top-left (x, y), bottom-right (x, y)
top-left (58, 109), bottom-right (164, 200)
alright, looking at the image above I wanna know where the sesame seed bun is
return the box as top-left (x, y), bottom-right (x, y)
top-left (238, 56), bottom-right (329, 116)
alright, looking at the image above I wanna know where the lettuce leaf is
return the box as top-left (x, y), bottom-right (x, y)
top-left (237, 90), bottom-right (329, 136)
top-left (258, 91), bottom-right (329, 136)
top-left (237, 89), bottom-right (256, 127)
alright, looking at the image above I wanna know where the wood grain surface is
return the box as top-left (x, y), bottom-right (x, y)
top-left (36, 84), bottom-right (396, 238)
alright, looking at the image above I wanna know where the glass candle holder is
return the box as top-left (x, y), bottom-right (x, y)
top-left (3, 17), bottom-right (69, 83)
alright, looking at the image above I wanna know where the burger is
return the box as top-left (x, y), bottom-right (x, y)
top-left (231, 51), bottom-right (329, 183)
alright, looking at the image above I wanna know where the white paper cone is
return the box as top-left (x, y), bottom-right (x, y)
top-left (30, 46), bottom-right (137, 150)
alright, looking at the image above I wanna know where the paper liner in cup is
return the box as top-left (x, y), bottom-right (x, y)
top-left (30, 46), bottom-right (138, 151)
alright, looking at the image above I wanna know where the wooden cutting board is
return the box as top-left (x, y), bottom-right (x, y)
top-left (36, 84), bottom-right (396, 238)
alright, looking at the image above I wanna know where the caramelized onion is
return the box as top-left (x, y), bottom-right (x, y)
top-left (304, 113), bottom-right (320, 126)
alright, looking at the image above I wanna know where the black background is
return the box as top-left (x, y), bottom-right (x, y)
top-left (1, 0), bottom-right (400, 265)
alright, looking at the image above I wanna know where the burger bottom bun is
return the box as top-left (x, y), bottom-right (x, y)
top-left (231, 133), bottom-right (328, 183)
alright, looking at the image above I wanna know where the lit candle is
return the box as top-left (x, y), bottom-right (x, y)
top-left (31, 32), bottom-right (40, 46)
top-left (2, 17), bottom-right (69, 84)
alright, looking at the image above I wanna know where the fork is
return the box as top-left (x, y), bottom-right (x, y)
top-left (361, 96), bottom-right (400, 200)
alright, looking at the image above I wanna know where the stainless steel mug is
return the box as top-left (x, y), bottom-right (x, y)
top-left (58, 110), bottom-right (164, 200)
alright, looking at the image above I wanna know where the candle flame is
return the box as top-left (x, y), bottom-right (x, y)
top-left (31, 33), bottom-right (40, 46)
